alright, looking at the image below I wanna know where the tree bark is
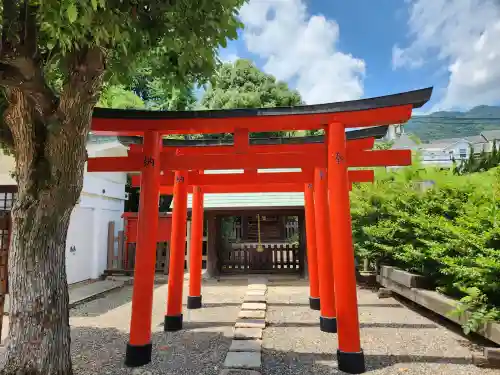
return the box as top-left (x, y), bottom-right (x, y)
top-left (0, 47), bottom-right (105, 375)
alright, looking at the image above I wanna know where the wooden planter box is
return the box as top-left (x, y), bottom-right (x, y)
top-left (377, 265), bottom-right (500, 345)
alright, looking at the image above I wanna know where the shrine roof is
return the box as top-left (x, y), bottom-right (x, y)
top-left (91, 87), bottom-right (433, 135)
top-left (94, 87), bottom-right (432, 120)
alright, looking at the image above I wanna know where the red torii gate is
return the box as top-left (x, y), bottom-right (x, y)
top-left (88, 87), bottom-right (432, 374)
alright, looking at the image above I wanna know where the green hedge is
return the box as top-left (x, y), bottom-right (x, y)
top-left (350, 166), bottom-right (500, 332)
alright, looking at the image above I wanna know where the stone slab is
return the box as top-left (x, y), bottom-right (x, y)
top-left (241, 302), bottom-right (266, 311)
top-left (234, 328), bottom-right (263, 340)
top-left (244, 294), bottom-right (267, 303)
top-left (379, 265), bottom-right (429, 288)
top-left (248, 277), bottom-right (268, 284)
top-left (224, 352), bottom-right (261, 369)
top-left (248, 283), bottom-right (267, 290)
top-left (235, 319), bottom-right (266, 329)
top-left (229, 339), bottom-right (262, 352)
top-left (238, 310), bottom-right (266, 319)
top-left (220, 369), bottom-right (261, 375)
top-left (484, 347), bottom-right (500, 360)
top-left (246, 290), bottom-right (267, 296)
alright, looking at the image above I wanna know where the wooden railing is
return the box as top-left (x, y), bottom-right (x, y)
top-left (221, 242), bottom-right (301, 273)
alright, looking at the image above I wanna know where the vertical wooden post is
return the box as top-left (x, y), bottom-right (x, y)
top-left (164, 170), bottom-right (188, 331)
top-left (125, 131), bottom-right (161, 367)
top-left (304, 183), bottom-right (320, 310)
top-left (117, 231), bottom-right (125, 269)
top-left (205, 214), bottom-right (218, 277)
top-left (107, 221), bottom-right (115, 269)
top-left (328, 122), bottom-right (365, 374)
top-left (187, 181), bottom-right (204, 309)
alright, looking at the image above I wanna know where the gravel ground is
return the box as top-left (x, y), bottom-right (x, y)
top-left (262, 282), bottom-right (499, 375)
top-left (2, 280), bottom-right (247, 375)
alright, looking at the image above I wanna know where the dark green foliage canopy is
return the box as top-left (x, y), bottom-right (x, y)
top-left (201, 59), bottom-right (303, 110)
top-left (0, 0), bottom-right (246, 152)
top-left (200, 59), bottom-right (303, 138)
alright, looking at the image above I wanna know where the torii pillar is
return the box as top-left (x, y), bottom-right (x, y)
top-left (164, 170), bottom-right (189, 330)
top-left (125, 131), bottom-right (161, 367)
top-left (304, 182), bottom-right (320, 310)
top-left (314, 167), bottom-right (337, 333)
top-left (328, 122), bottom-right (365, 374)
top-left (187, 178), bottom-right (205, 309)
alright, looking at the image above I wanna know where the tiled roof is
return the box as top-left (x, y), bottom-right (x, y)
top-left (170, 169), bottom-right (305, 209)
top-left (481, 130), bottom-right (500, 141)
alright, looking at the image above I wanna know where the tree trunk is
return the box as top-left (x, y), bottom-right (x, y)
top-left (0, 47), bottom-right (105, 375)
top-left (2, 194), bottom-right (74, 374)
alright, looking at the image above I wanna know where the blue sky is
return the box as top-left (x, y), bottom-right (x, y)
top-left (218, 0), bottom-right (500, 113)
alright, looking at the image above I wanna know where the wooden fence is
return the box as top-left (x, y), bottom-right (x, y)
top-left (106, 219), bottom-right (207, 275)
top-left (221, 242), bottom-right (301, 274)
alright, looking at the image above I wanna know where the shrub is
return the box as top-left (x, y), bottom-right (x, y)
top-left (350, 166), bottom-right (500, 331)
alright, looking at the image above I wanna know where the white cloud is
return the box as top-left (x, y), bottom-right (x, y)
top-left (220, 52), bottom-right (240, 63)
top-left (238, 0), bottom-right (366, 104)
top-left (393, 0), bottom-right (500, 110)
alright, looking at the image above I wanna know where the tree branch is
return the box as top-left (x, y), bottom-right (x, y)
top-left (0, 1), bottom-right (57, 122)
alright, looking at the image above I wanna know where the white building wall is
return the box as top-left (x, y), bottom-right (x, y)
top-left (0, 152), bottom-right (15, 185)
top-left (65, 206), bottom-right (95, 284)
top-left (1, 141), bottom-right (127, 284)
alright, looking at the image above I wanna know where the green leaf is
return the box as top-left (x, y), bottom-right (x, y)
top-left (66, 3), bottom-right (78, 23)
top-left (91, 0), bottom-right (98, 11)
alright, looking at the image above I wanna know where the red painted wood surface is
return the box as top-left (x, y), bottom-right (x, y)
top-left (91, 105), bottom-right (413, 136)
top-left (127, 137), bottom-right (375, 156)
top-left (131, 170), bottom-right (374, 189)
top-left (87, 148), bottom-right (411, 172)
top-left (123, 212), bottom-right (173, 244)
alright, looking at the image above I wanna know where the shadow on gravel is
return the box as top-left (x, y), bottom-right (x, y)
top-left (266, 322), bottom-right (438, 329)
top-left (71, 327), bottom-right (232, 375)
top-left (262, 349), bottom-right (475, 375)
top-left (68, 325), bottom-right (478, 375)
top-left (201, 302), bottom-right (404, 308)
top-left (167, 320), bottom-right (439, 330)
top-left (266, 303), bottom-right (404, 308)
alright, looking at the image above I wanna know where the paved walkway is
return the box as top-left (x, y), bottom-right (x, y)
top-left (2, 279), bottom-right (125, 317)
top-left (262, 282), bottom-right (498, 375)
top-left (0, 279), bottom-right (498, 374)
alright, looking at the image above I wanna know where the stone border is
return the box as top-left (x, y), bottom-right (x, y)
top-left (377, 267), bottom-right (500, 346)
top-left (221, 277), bottom-right (268, 375)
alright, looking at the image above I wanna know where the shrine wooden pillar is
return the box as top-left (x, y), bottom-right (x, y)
top-left (304, 182), bottom-right (320, 310)
top-left (328, 122), bottom-right (365, 374)
top-left (164, 170), bottom-right (188, 331)
top-left (313, 168), bottom-right (337, 333)
top-left (125, 131), bottom-right (161, 367)
top-left (187, 178), bottom-right (204, 309)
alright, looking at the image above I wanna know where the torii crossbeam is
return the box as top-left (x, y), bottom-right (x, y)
top-left (88, 87), bottom-right (433, 374)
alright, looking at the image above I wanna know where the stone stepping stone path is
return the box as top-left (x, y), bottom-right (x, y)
top-left (221, 277), bottom-right (268, 375)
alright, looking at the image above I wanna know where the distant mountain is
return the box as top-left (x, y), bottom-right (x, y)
top-left (405, 105), bottom-right (500, 142)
